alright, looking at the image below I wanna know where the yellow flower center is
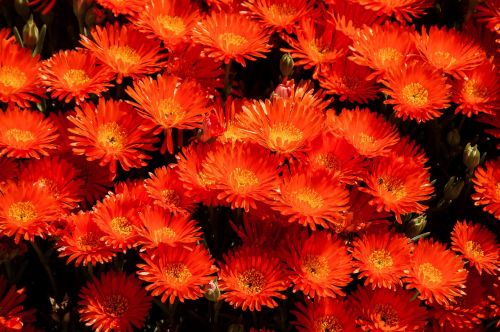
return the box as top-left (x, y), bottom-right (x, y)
top-left (374, 303), bottom-right (399, 327)
top-left (110, 216), bottom-right (133, 236)
top-left (218, 32), bottom-right (248, 50)
top-left (108, 46), bottom-right (141, 66)
top-left (368, 249), bottom-right (394, 270)
top-left (153, 227), bottom-right (177, 242)
top-left (97, 122), bottom-right (126, 151)
top-left (465, 240), bottom-right (484, 259)
top-left (63, 69), bottom-right (90, 87)
top-left (316, 315), bottom-right (343, 332)
top-left (8, 201), bottom-right (37, 223)
top-left (377, 176), bottom-right (407, 200)
top-left (496, 183), bottom-right (500, 197)
top-left (198, 171), bottom-right (215, 187)
top-left (402, 82), bottom-right (429, 107)
top-left (418, 262), bottom-right (443, 286)
top-left (160, 189), bottom-right (182, 207)
top-left (377, 47), bottom-right (404, 66)
top-left (293, 187), bottom-right (324, 210)
top-left (77, 232), bottom-right (100, 248)
top-left (158, 98), bottom-right (184, 124)
top-left (268, 4), bottom-right (297, 18)
top-left (4, 129), bottom-right (35, 144)
top-left (433, 51), bottom-right (457, 68)
top-left (309, 41), bottom-right (330, 58)
top-left (34, 178), bottom-right (60, 197)
top-left (230, 167), bottom-right (259, 191)
top-left (237, 268), bottom-right (265, 294)
top-left (0, 66), bottom-right (27, 89)
top-left (463, 79), bottom-right (487, 101)
top-left (302, 254), bottom-right (329, 281)
top-left (102, 294), bottom-right (128, 317)
top-left (358, 133), bottom-right (375, 146)
top-left (164, 262), bottom-right (192, 284)
top-left (315, 152), bottom-right (339, 170)
top-left (269, 123), bottom-right (304, 149)
top-left (157, 15), bottom-right (186, 35)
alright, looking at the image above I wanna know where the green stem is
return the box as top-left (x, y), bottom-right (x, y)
top-left (31, 241), bottom-right (58, 295)
top-left (410, 232), bottom-right (431, 242)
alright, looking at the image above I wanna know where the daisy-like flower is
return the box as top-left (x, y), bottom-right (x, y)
top-left (126, 74), bottom-right (210, 154)
top-left (57, 212), bottom-right (116, 267)
top-left (242, 0), bottom-right (313, 33)
top-left (475, 0), bottom-right (500, 32)
top-left (349, 23), bottom-right (415, 80)
top-left (0, 158), bottom-right (17, 194)
top-left (317, 59), bottom-right (379, 104)
top-left (350, 287), bottom-right (429, 331)
top-left (272, 80), bottom-right (330, 111)
top-left (351, 0), bottom-right (434, 23)
top-left (414, 26), bottom-right (486, 78)
top-left (78, 271), bottom-right (152, 332)
top-left (326, 107), bottom-right (400, 158)
top-left (292, 298), bottom-right (357, 332)
top-left (451, 220), bottom-right (499, 275)
top-left (202, 141), bottom-right (280, 211)
top-left (144, 166), bottom-right (196, 213)
top-left (361, 155), bottom-right (434, 222)
top-left (0, 107), bottom-right (59, 159)
top-left (67, 99), bottom-right (158, 174)
top-left (471, 158), bottom-right (500, 220)
top-left (0, 181), bottom-right (60, 243)
top-left (235, 97), bottom-right (324, 157)
top-left (201, 97), bottom-right (250, 143)
top-left (80, 23), bottom-right (166, 83)
top-left (328, 0), bottom-right (385, 38)
top-left (341, 188), bottom-right (392, 233)
top-left (95, 0), bottom-right (144, 16)
top-left (0, 276), bottom-right (35, 330)
top-left (192, 12), bottom-right (272, 66)
top-left (404, 239), bottom-right (468, 306)
top-left (272, 169), bottom-right (349, 230)
top-left (136, 205), bottom-right (202, 250)
top-left (381, 62), bottom-right (451, 122)
top-left (453, 62), bottom-right (500, 117)
top-left (133, 0), bottom-right (200, 48)
top-left (137, 244), bottom-right (217, 304)
top-left (39, 49), bottom-right (114, 103)
top-left (390, 135), bottom-right (429, 168)
top-left (0, 38), bottom-right (44, 107)
top-left (285, 231), bottom-right (353, 298)
top-left (352, 230), bottom-right (412, 289)
top-left (218, 246), bottom-right (289, 311)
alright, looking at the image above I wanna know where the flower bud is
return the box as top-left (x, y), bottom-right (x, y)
top-left (446, 128), bottom-right (460, 147)
top-left (443, 176), bottom-right (464, 201)
top-left (405, 215), bottom-right (427, 238)
top-left (272, 79), bottom-right (294, 99)
top-left (280, 53), bottom-right (294, 78)
top-left (204, 279), bottom-right (220, 302)
top-left (22, 15), bottom-right (39, 50)
top-left (228, 324), bottom-right (244, 332)
top-left (14, 0), bottom-right (30, 18)
top-left (463, 143), bottom-right (480, 170)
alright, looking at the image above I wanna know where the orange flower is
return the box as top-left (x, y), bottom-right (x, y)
top-left (351, 0), bottom-right (434, 23)
top-left (133, 0), bottom-right (200, 48)
top-left (381, 62), bottom-right (451, 122)
top-left (126, 74), bottom-right (209, 154)
top-left (202, 142), bottom-right (280, 211)
top-left (78, 271), bottom-right (152, 332)
top-left (285, 231), bottom-right (353, 298)
top-left (0, 158), bottom-right (17, 194)
top-left (192, 12), bottom-right (272, 66)
top-left (341, 188), bottom-right (392, 233)
top-left (0, 276), bottom-right (35, 330)
top-left (28, 0), bottom-right (56, 14)
top-left (404, 239), bottom-right (468, 306)
top-left (352, 230), bottom-right (412, 289)
top-left (292, 298), bottom-right (358, 332)
top-left (57, 212), bottom-right (116, 267)
top-left (350, 287), bottom-right (429, 331)
top-left (475, 0), bottom-right (500, 32)
top-left (271, 79), bottom-right (330, 111)
top-left (242, 0), bottom-right (313, 33)
top-left (235, 97), bottom-right (324, 156)
top-left (453, 62), bottom-right (500, 117)
top-left (136, 205), bottom-right (202, 250)
top-left (67, 99), bottom-right (158, 174)
top-left (272, 169), bottom-right (349, 230)
top-left (414, 26), bottom-right (487, 78)
top-left (471, 158), bottom-right (500, 220)
top-left (39, 49), bottom-right (114, 103)
top-left (218, 246), bottom-right (289, 311)
top-left (95, 0), bottom-right (144, 16)
top-left (80, 23), bottom-right (166, 83)
top-left (0, 38), bottom-right (44, 107)
top-left (361, 155), bottom-right (434, 223)
top-left (326, 107), bottom-right (399, 158)
top-left (451, 220), bottom-right (499, 275)
top-left (137, 244), bottom-right (217, 304)
top-left (329, 0), bottom-right (385, 38)
top-left (0, 107), bottom-right (59, 159)
top-left (0, 181), bottom-right (60, 243)
top-left (389, 135), bottom-right (429, 168)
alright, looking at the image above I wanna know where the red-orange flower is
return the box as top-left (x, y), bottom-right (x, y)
top-left (218, 246), bottom-right (289, 311)
top-left (471, 158), bottom-right (500, 220)
top-left (39, 49), bottom-right (114, 103)
top-left (341, 188), bottom-right (392, 233)
top-left (451, 220), bottom-right (499, 275)
top-left (67, 99), bottom-right (158, 174)
top-left (381, 62), bottom-right (451, 122)
top-left (57, 212), bottom-right (116, 267)
top-left (0, 107), bottom-right (59, 159)
top-left (352, 230), bottom-right (412, 289)
top-left (0, 277), bottom-right (35, 330)
top-left (328, 0), bottom-right (385, 38)
top-left (95, 0), bottom-right (144, 16)
top-left (292, 298), bottom-right (358, 332)
top-left (78, 271), bottom-right (152, 332)
top-left (202, 142), bottom-right (280, 211)
top-left (285, 231), bottom-right (353, 298)
top-left (351, 0), bottom-right (434, 23)
top-left (80, 23), bottom-right (166, 83)
top-left (404, 239), bottom-right (468, 306)
top-left (0, 158), bottom-right (17, 195)
top-left (137, 244), bottom-right (217, 303)
top-left (28, 0), bottom-right (56, 14)
top-left (192, 12), bottom-right (272, 66)
top-left (475, 0), bottom-right (500, 32)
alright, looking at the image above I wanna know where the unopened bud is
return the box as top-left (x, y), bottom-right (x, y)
top-left (272, 79), bottom-right (294, 99)
top-left (280, 53), bottom-right (294, 78)
top-left (446, 129), bottom-right (460, 147)
top-left (204, 279), bottom-right (220, 302)
top-left (405, 215), bottom-right (427, 238)
top-left (463, 143), bottom-right (480, 170)
top-left (228, 324), bottom-right (244, 332)
top-left (22, 15), bottom-right (39, 50)
top-left (14, 0), bottom-right (30, 18)
top-left (443, 176), bottom-right (464, 201)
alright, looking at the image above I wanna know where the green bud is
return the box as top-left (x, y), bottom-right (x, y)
top-left (228, 324), bottom-right (244, 332)
top-left (463, 143), bottom-right (480, 170)
top-left (405, 215), bottom-right (427, 238)
top-left (443, 176), bottom-right (464, 201)
top-left (280, 53), bottom-right (294, 78)
top-left (14, 0), bottom-right (30, 19)
top-left (446, 129), bottom-right (460, 147)
top-left (204, 279), bottom-right (220, 302)
top-left (22, 15), bottom-right (39, 50)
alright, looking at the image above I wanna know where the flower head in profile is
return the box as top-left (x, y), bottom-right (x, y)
top-left (95, 0), bottom-right (145, 16)
top-left (475, 0), bottom-right (500, 32)
top-left (471, 158), bottom-right (500, 220)
top-left (192, 12), bottom-right (272, 66)
top-left (351, 0), bottom-right (434, 23)
top-left (0, 276), bottom-right (35, 330)
top-left (78, 271), bottom-right (152, 332)
top-left (292, 298), bottom-right (357, 332)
